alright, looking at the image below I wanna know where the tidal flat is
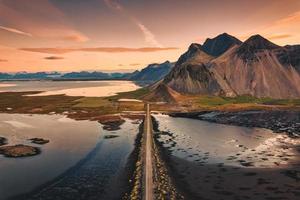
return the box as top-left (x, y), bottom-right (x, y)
top-left (153, 114), bottom-right (300, 200)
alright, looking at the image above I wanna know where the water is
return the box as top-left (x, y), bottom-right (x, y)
top-left (0, 114), bottom-right (141, 200)
top-left (154, 114), bottom-right (300, 200)
top-left (154, 114), bottom-right (300, 168)
top-left (0, 81), bottom-right (140, 97)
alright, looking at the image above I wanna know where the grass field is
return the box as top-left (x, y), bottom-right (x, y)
top-left (0, 90), bottom-right (299, 118)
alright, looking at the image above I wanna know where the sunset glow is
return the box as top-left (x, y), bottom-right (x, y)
top-left (1, 0), bottom-right (300, 72)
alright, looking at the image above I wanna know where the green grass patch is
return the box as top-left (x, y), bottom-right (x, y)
top-left (73, 97), bottom-right (112, 108)
top-left (107, 87), bottom-right (150, 101)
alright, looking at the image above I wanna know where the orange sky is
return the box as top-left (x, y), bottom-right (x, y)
top-left (0, 0), bottom-right (300, 72)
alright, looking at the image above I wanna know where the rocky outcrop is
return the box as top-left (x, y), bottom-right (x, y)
top-left (0, 144), bottom-right (40, 157)
top-left (0, 137), bottom-right (7, 146)
top-left (29, 138), bottom-right (50, 145)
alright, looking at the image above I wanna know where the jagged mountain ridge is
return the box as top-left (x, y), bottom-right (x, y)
top-left (154, 33), bottom-right (300, 100)
top-left (129, 61), bottom-right (174, 83)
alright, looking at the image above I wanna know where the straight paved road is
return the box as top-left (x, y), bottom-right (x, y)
top-left (145, 103), bottom-right (153, 200)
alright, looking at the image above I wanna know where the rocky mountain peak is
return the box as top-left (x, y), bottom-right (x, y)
top-left (188, 43), bottom-right (204, 52)
top-left (176, 43), bottom-right (212, 66)
top-left (242, 34), bottom-right (280, 50)
top-left (202, 33), bottom-right (242, 57)
top-left (236, 34), bottom-right (281, 61)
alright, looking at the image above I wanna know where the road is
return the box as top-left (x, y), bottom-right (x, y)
top-left (145, 103), bottom-right (153, 200)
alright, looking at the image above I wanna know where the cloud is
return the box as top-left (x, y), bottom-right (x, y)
top-left (275, 11), bottom-right (300, 25)
top-left (267, 34), bottom-right (292, 40)
top-left (0, 25), bottom-right (32, 37)
top-left (104, 0), bottom-right (123, 11)
top-left (134, 21), bottom-right (162, 48)
top-left (104, 0), bottom-right (162, 47)
top-left (239, 33), bottom-right (293, 41)
top-left (0, 59), bottom-right (8, 62)
top-left (44, 56), bottom-right (64, 60)
top-left (0, 0), bottom-right (89, 42)
top-left (259, 10), bottom-right (300, 37)
top-left (20, 47), bottom-right (178, 54)
top-left (60, 34), bottom-right (89, 42)
top-left (130, 63), bottom-right (140, 66)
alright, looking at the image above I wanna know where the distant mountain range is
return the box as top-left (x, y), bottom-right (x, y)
top-left (129, 61), bottom-right (174, 83)
top-left (146, 33), bottom-right (300, 101)
top-left (3, 33), bottom-right (299, 101)
top-left (0, 62), bottom-right (173, 83)
top-left (0, 71), bottom-right (128, 80)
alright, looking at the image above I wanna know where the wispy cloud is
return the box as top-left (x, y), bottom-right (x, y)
top-left (275, 11), bottom-right (300, 25)
top-left (44, 56), bottom-right (64, 60)
top-left (267, 34), bottom-right (292, 40)
top-left (130, 63), bottom-right (141, 66)
top-left (0, 25), bottom-right (32, 37)
top-left (20, 47), bottom-right (178, 54)
top-left (0, 59), bottom-right (8, 62)
top-left (103, 0), bottom-right (162, 47)
top-left (60, 34), bottom-right (89, 42)
top-left (238, 33), bottom-right (292, 41)
top-left (0, 0), bottom-right (88, 42)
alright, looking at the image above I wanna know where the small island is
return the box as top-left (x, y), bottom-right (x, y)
top-left (98, 116), bottom-right (126, 131)
top-left (104, 135), bottom-right (120, 139)
top-left (0, 137), bottom-right (7, 146)
top-left (0, 144), bottom-right (40, 158)
top-left (29, 138), bottom-right (50, 145)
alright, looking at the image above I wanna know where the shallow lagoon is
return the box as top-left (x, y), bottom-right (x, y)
top-left (154, 114), bottom-right (300, 168)
top-left (0, 81), bottom-right (140, 97)
top-left (0, 114), bottom-right (140, 200)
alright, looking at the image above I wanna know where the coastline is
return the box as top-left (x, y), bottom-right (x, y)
top-left (152, 114), bottom-right (300, 200)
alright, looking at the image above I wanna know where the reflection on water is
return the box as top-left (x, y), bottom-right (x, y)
top-left (154, 114), bottom-right (300, 168)
top-left (0, 114), bottom-right (140, 200)
top-left (27, 119), bottom-right (140, 200)
top-left (0, 81), bottom-right (140, 97)
top-left (0, 114), bottom-right (100, 200)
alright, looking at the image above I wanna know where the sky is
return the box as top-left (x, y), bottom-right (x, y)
top-left (0, 0), bottom-right (300, 72)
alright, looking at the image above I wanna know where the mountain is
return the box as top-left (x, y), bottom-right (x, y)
top-left (130, 61), bottom-right (174, 83)
top-left (162, 42), bottom-right (228, 95)
top-left (176, 43), bottom-right (213, 66)
top-left (202, 33), bottom-right (242, 57)
top-left (210, 35), bottom-right (300, 98)
top-left (0, 73), bottom-right (12, 79)
top-left (236, 34), bottom-right (280, 61)
top-left (0, 71), bottom-right (131, 80)
top-left (143, 82), bottom-right (183, 103)
top-left (61, 71), bottom-right (111, 79)
top-left (277, 45), bottom-right (300, 73)
top-left (0, 72), bottom-right (60, 80)
top-left (151, 33), bottom-right (300, 100)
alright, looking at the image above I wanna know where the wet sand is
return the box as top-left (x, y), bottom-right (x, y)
top-left (153, 114), bottom-right (300, 200)
top-left (168, 156), bottom-right (300, 200)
